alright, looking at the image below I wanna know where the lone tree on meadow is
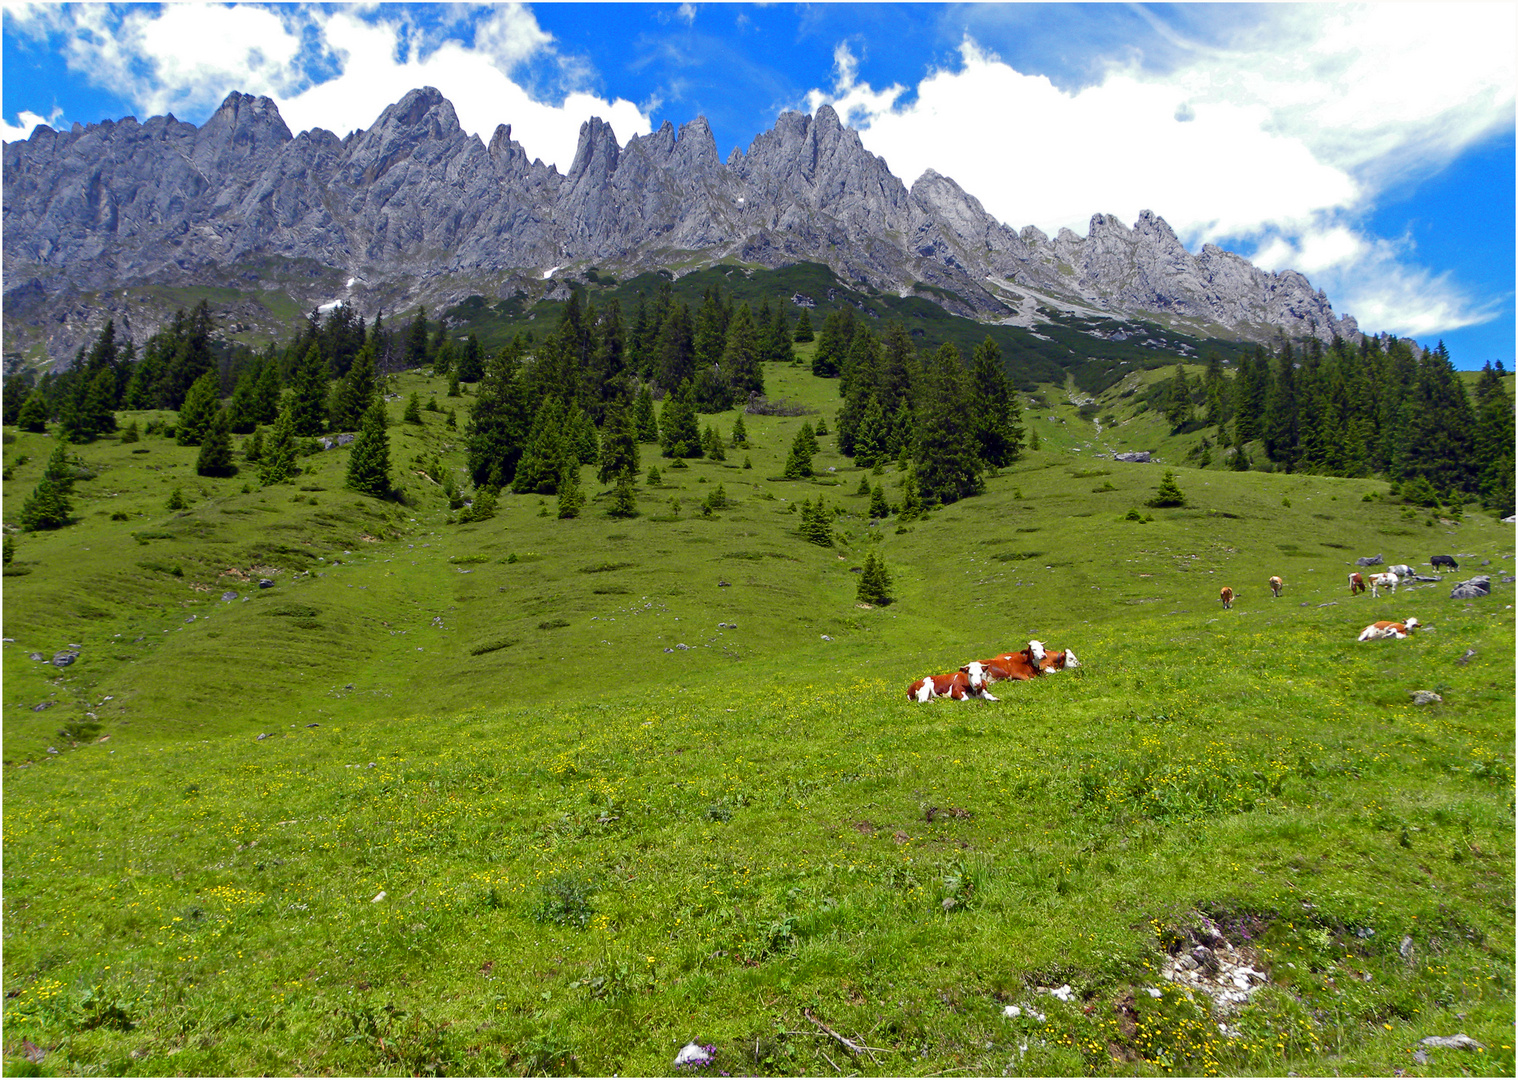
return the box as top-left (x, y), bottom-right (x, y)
top-left (1146, 470), bottom-right (1188, 508)
top-left (857, 550), bottom-right (894, 606)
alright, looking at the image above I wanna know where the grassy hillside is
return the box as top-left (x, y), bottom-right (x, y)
top-left (3, 355), bottom-right (1513, 1076)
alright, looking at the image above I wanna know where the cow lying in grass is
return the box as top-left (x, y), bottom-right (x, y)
top-left (1039, 649), bottom-right (1081, 673)
top-left (907, 669), bottom-right (997, 702)
top-left (973, 640), bottom-right (1048, 684)
top-left (1358, 617), bottom-right (1421, 641)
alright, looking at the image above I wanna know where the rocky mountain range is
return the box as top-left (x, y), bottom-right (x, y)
top-left (3, 86), bottom-right (1359, 365)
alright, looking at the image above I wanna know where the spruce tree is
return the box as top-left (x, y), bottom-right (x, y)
top-left (609, 471), bottom-right (639, 518)
top-left (19, 474), bottom-right (72, 531)
top-left (857, 550), bottom-right (893, 605)
top-left (403, 392), bottom-right (423, 424)
top-left (345, 399), bottom-right (392, 498)
top-left (16, 391), bottom-right (48, 433)
top-left (195, 407), bottom-right (236, 477)
top-left (721, 302), bottom-right (765, 397)
top-left (557, 464), bottom-right (585, 518)
top-left (466, 345), bottom-right (531, 490)
top-left (968, 337), bottom-right (1023, 468)
top-left (165, 486), bottom-right (187, 512)
top-left (914, 343), bottom-right (983, 506)
top-left (783, 424), bottom-right (815, 478)
top-left (658, 379), bottom-right (702, 458)
top-left (290, 343), bottom-right (330, 437)
top-left (1474, 361), bottom-right (1515, 513)
top-left (456, 335), bottom-right (484, 382)
top-left (869, 483), bottom-right (891, 518)
top-left (799, 498), bottom-right (833, 546)
top-left (634, 384), bottom-right (660, 442)
top-left (260, 406), bottom-right (298, 485)
top-left (176, 370), bottom-right (222, 446)
top-left (793, 308), bottom-right (815, 343)
top-left (1146, 470), bottom-right (1187, 508)
top-left (514, 397), bottom-right (571, 494)
top-left (330, 342), bottom-right (378, 432)
top-left (730, 412), bottom-right (749, 448)
top-left (598, 399), bottom-right (641, 485)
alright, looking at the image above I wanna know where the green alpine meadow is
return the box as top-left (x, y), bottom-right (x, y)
top-left (3, 295), bottom-right (1514, 1078)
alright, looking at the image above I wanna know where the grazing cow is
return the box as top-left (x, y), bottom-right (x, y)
top-left (1269, 576), bottom-right (1284, 597)
top-left (1368, 572), bottom-right (1399, 598)
top-left (1431, 554), bottom-right (1458, 571)
top-left (1038, 648), bottom-right (1081, 673)
top-left (1387, 564), bottom-right (1414, 580)
top-left (1348, 573), bottom-right (1367, 595)
top-left (977, 640), bottom-right (1048, 683)
top-left (1358, 617), bottom-right (1421, 642)
top-left (1219, 586), bottom-right (1235, 609)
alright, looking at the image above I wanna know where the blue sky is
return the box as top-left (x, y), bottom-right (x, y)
top-left (4, 2), bottom-right (1513, 368)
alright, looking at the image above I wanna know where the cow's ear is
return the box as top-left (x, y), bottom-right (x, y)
top-left (959, 665), bottom-right (969, 673)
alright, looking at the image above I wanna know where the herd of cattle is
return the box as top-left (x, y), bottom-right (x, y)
top-left (907, 640), bottom-right (1079, 702)
top-left (1218, 554), bottom-right (1465, 646)
top-left (909, 554), bottom-right (1472, 702)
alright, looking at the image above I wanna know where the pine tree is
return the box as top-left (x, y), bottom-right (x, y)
top-left (466, 345), bottom-right (531, 490)
top-left (456, 335), bottom-right (484, 382)
top-left (19, 473), bottom-right (72, 530)
top-left (914, 343), bottom-right (983, 506)
top-left (196, 407), bottom-right (236, 477)
top-left (243, 426), bottom-right (264, 462)
top-left (702, 424), bottom-right (726, 461)
top-left (557, 464), bottom-right (585, 518)
top-left (1474, 361), bottom-right (1515, 513)
top-left (658, 380), bottom-right (702, 458)
top-left (609, 471), bottom-right (639, 518)
top-left (721, 302), bottom-right (765, 398)
top-left (290, 343), bottom-right (330, 437)
top-left (799, 498), bottom-right (833, 546)
top-left (403, 392), bottom-right (423, 424)
top-left (793, 308), bottom-right (814, 343)
top-left (812, 309), bottom-right (854, 378)
top-left (869, 483), bottom-right (891, 518)
top-left (16, 390), bottom-right (48, 433)
top-left (730, 412), bottom-right (749, 448)
top-left (857, 550), bottom-right (893, 605)
top-left (898, 468), bottom-right (923, 522)
top-left (176, 371), bottom-right (222, 446)
top-left (330, 342), bottom-right (378, 431)
top-left (968, 337), bottom-right (1024, 468)
top-left (165, 486), bottom-right (187, 512)
top-left (513, 397), bottom-right (570, 494)
top-left (1146, 470), bottom-right (1187, 508)
top-left (252, 359), bottom-right (282, 424)
top-left (345, 399), bottom-right (392, 498)
top-left (783, 424), bottom-right (815, 478)
top-left (260, 405), bottom-right (298, 485)
top-left (1164, 363), bottom-right (1195, 428)
top-left (598, 399), bottom-right (641, 485)
top-left (634, 384), bottom-right (660, 442)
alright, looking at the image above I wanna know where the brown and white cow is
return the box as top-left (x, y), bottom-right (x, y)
top-left (1220, 586), bottom-right (1235, 609)
top-left (1348, 573), bottom-right (1367, 595)
top-left (1269, 576), bottom-right (1284, 597)
top-left (1038, 648), bottom-right (1081, 673)
top-left (908, 670), bottom-right (994, 702)
top-left (975, 640), bottom-right (1048, 683)
top-left (1358, 617), bottom-right (1421, 641)
top-left (1368, 572), bottom-right (1399, 598)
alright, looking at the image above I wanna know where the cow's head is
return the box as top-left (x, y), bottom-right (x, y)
top-left (960, 660), bottom-right (988, 691)
top-left (1404, 617), bottom-right (1420, 631)
top-left (1060, 648), bottom-right (1081, 670)
top-left (1027, 640), bottom-right (1046, 665)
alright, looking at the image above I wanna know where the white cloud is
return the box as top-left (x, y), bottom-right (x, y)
top-left (0, 107), bottom-right (61, 142)
top-left (805, 5), bottom-right (1514, 335)
top-left (28, 3), bottom-right (652, 170)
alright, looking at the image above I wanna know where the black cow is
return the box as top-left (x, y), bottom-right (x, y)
top-left (1431, 554), bottom-right (1459, 571)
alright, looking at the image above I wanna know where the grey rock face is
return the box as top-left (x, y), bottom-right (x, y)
top-left (6, 88), bottom-right (1362, 362)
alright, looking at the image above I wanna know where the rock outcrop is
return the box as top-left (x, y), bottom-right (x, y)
top-left (3, 87), bottom-right (1359, 363)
